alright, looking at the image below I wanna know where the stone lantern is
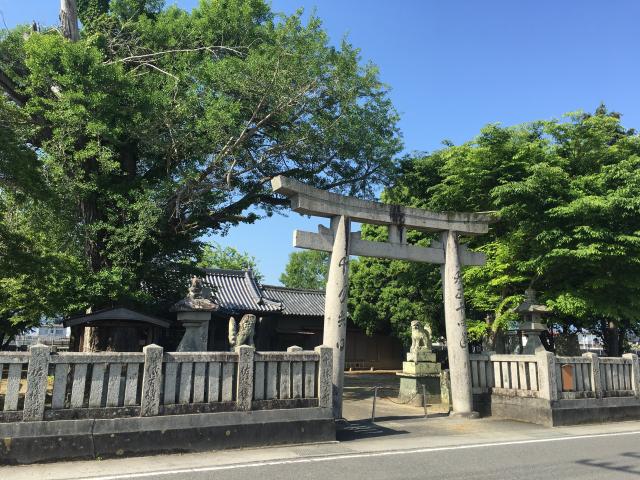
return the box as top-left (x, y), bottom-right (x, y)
top-left (171, 276), bottom-right (218, 352)
top-left (515, 288), bottom-right (550, 354)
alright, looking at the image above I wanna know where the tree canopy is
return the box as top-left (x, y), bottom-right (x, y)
top-left (0, 0), bottom-right (401, 339)
top-left (349, 107), bottom-right (640, 354)
top-left (279, 250), bottom-right (329, 290)
top-left (198, 243), bottom-right (262, 280)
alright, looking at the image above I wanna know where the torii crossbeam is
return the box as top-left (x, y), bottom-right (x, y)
top-left (272, 176), bottom-right (494, 418)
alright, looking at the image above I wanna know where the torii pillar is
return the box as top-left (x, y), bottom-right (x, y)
top-left (442, 230), bottom-right (475, 416)
top-left (323, 215), bottom-right (351, 416)
top-left (271, 175), bottom-right (494, 418)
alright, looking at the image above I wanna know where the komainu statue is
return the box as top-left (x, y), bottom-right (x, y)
top-left (228, 314), bottom-right (256, 350)
top-left (410, 320), bottom-right (432, 352)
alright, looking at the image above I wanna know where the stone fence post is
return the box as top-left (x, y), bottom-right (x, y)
top-left (236, 345), bottom-right (255, 411)
top-left (23, 344), bottom-right (51, 421)
top-left (315, 345), bottom-right (333, 410)
top-left (140, 344), bottom-right (163, 416)
top-left (583, 352), bottom-right (603, 398)
top-left (623, 353), bottom-right (640, 398)
top-left (536, 350), bottom-right (558, 401)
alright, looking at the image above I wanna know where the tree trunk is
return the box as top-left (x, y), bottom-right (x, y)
top-left (604, 320), bottom-right (621, 357)
top-left (60, 0), bottom-right (80, 41)
top-left (1, 336), bottom-right (13, 350)
top-left (617, 327), bottom-right (626, 356)
top-left (59, 0), bottom-right (116, 353)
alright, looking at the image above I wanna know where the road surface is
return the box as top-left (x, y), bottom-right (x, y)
top-left (4, 417), bottom-right (640, 479)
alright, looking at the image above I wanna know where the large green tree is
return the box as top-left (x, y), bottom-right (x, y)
top-left (279, 250), bottom-right (329, 289)
top-left (0, 0), bottom-right (401, 343)
top-left (198, 243), bottom-right (262, 280)
top-left (350, 107), bottom-right (640, 355)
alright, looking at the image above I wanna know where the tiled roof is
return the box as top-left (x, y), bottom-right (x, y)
top-left (199, 269), bottom-right (325, 317)
top-left (262, 285), bottom-right (325, 317)
top-left (200, 269), bottom-right (283, 314)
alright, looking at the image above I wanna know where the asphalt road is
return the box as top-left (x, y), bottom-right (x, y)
top-left (44, 429), bottom-right (640, 480)
top-left (6, 398), bottom-right (640, 480)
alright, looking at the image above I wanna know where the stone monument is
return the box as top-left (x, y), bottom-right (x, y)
top-left (228, 314), bottom-right (257, 350)
top-left (172, 276), bottom-right (217, 352)
top-left (515, 288), bottom-right (549, 354)
top-left (397, 321), bottom-right (442, 406)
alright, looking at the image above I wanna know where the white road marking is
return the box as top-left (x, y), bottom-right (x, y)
top-left (83, 429), bottom-right (640, 480)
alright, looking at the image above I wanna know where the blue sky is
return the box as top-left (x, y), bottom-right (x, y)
top-left (2, 1), bottom-right (639, 283)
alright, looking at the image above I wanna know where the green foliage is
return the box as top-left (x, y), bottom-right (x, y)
top-left (279, 250), bottom-right (329, 290)
top-left (349, 223), bottom-right (443, 344)
top-left (350, 107), bottom-right (640, 352)
top-left (0, 189), bottom-right (87, 346)
top-left (466, 320), bottom-right (489, 343)
top-left (0, 0), bottom-right (401, 342)
top-left (198, 243), bottom-right (262, 280)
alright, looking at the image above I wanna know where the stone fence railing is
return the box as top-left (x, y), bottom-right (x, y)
top-left (0, 344), bottom-right (332, 422)
top-left (469, 351), bottom-right (640, 401)
top-left (470, 353), bottom-right (542, 397)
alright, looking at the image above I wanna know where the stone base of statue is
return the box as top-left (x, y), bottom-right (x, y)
top-left (171, 277), bottom-right (218, 352)
top-left (397, 347), bottom-right (444, 406)
top-left (175, 311), bottom-right (211, 352)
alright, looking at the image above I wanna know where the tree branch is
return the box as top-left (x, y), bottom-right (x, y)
top-left (0, 68), bottom-right (27, 106)
top-left (107, 46), bottom-right (246, 65)
top-left (140, 62), bottom-right (179, 82)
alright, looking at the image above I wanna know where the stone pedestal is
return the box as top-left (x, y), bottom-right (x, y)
top-left (522, 334), bottom-right (545, 355)
top-left (171, 277), bottom-right (218, 352)
top-left (397, 347), bottom-right (443, 406)
top-left (176, 311), bottom-right (211, 352)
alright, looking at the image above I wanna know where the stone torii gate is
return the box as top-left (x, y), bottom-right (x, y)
top-left (271, 176), bottom-right (493, 418)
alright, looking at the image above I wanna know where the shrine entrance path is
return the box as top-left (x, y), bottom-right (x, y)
top-left (342, 371), bottom-right (449, 424)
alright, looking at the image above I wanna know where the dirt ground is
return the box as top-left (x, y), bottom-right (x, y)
top-left (342, 371), bottom-right (450, 422)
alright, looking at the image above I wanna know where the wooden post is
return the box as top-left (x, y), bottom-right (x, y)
top-left (23, 344), bottom-right (50, 421)
top-left (323, 215), bottom-right (350, 418)
top-left (140, 344), bottom-right (163, 416)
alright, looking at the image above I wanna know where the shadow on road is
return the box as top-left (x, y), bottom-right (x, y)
top-left (336, 419), bottom-right (409, 442)
top-left (576, 453), bottom-right (640, 477)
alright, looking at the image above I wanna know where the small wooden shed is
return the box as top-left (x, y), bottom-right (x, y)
top-left (65, 307), bottom-right (170, 352)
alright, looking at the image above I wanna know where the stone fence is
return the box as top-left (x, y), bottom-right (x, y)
top-left (469, 351), bottom-right (640, 400)
top-left (0, 343), bottom-right (333, 423)
top-left (469, 351), bottom-right (640, 426)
